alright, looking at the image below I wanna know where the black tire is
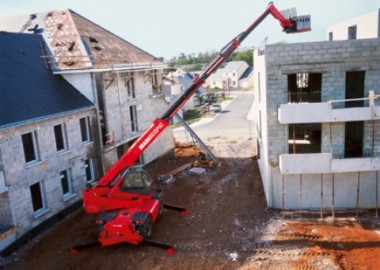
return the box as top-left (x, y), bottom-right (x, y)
top-left (137, 217), bottom-right (152, 238)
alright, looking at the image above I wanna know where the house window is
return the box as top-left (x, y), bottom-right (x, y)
top-left (84, 159), bottom-right (95, 182)
top-left (22, 131), bottom-right (39, 164)
top-left (348, 25), bottom-right (357, 40)
top-left (130, 105), bottom-right (138, 133)
top-left (125, 72), bottom-right (135, 98)
top-left (329, 32), bottom-right (333, 41)
top-left (60, 169), bottom-right (74, 199)
top-left (80, 117), bottom-right (91, 143)
top-left (54, 124), bottom-right (67, 152)
top-left (152, 70), bottom-right (160, 94)
top-left (30, 182), bottom-right (47, 215)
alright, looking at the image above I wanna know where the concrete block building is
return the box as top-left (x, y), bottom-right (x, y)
top-left (0, 9), bottom-right (174, 252)
top-left (0, 33), bottom-right (98, 251)
top-left (253, 38), bottom-right (380, 212)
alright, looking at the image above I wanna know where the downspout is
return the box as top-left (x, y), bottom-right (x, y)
top-left (116, 71), bottom-right (125, 140)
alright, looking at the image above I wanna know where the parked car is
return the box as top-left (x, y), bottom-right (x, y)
top-left (209, 103), bottom-right (222, 112)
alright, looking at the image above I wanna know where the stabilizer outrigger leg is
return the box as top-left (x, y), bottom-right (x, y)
top-left (70, 239), bottom-right (175, 255)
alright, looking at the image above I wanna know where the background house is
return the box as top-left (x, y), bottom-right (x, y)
top-left (252, 10), bottom-right (380, 212)
top-left (162, 69), bottom-right (206, 111)
top-left (206, 61), bottom-right (254, 90)
top-left (0, 33), bottom-right (98, 252)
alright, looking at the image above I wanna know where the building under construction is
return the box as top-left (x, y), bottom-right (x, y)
top-left (0, 9), bottom-right (172, 252)
top-left (253, 9), bottom-right (380, 216)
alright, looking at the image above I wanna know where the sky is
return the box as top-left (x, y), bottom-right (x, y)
top-left (0, 0), bottom-right (379, 60)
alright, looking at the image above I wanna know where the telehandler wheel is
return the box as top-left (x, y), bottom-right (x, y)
top-left (137, 217), bottom-right (152, 238)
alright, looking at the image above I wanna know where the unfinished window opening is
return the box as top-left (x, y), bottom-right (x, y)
top-left (345, 71), bottom-right (365, 108)
top-left (152, 70), bottom-right (160, 94)
top-left (329, 32), bottom-right (333, 41)
top-left (85, 159), bottom-right (95, 182)
top-left (22, 131), bottom-right (39, 164)
top-left (60, 169), bottom-right (74, 199)
top-left (129, 105), bottom-right (138, 133)
top-left (54, 124), bottom-right (67, 152)
top-left (344, 121), bottom-right (363, 158)
top-left (287, 73), bottom-right (322, 103)
top-left (30, 182), bottom-right (47, 214)
top-left (80, 117), bottom-right (91, 143)
top-left (348, 25), bottom-right (357, 40)
top-left (124, 72), bottom-right (135, 98)
top-left (288, 123), bottom-right (321, 154)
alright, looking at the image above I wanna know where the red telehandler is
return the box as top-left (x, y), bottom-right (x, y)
top-left (71, 2), bottom-right (311, 254)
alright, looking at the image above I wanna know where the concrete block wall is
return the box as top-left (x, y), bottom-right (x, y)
top-left (0, 109), bottom-right (99, 237)
top-left (101, 69), bottom-right (173, 168)
top-left (255, 38), bottom-right (380, 209)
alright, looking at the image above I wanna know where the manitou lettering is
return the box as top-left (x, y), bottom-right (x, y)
top-left (138, 122), bottom-right (165, 151)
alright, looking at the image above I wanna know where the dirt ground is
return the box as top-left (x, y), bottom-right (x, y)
top-left (3, 141), bottom-right (380, 270)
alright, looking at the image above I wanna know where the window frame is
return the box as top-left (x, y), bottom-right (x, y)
top-left (84, 158), bottom-right (95, 182)
top-left (54, 123), bottom-right (68, 152)
top-left (125, 72), bottom-right (135, 98)
top-left (30, 181), bottom-right (48, 218)
top-left (129, 105), bottom-right (138, 133)
top-left (80, 116), bottom-right (92, 143)
top-left (348, 25), bottom-right (357, 40)
top-left (22, 131), bottom-right (40, 165)
top-left (60, 169), bottom-right (75, 201)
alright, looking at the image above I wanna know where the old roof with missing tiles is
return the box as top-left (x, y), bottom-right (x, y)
top-left (0, 9), bottom-right (164, 72)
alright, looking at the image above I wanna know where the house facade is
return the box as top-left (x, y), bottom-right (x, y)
top-left (0, 9), bottom-right (173, 171)
top-left (0, 10), bottom-right (173, 252)
top-left (206, 61), bottom-right (253, 90)
top-left (253, 38), bottom-right (380, 211)
top-left (0, 33), bottom-right (99, 252)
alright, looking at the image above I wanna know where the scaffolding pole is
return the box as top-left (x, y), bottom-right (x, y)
top-left (356, 172), bottom-right (361, 217)
top-left (320, 174), bottom-right (324, 220)
top-left (173, 114), bottom-right (219, 166)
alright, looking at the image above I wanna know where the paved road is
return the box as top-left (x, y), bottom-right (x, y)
top-left (174, 90), bottom-right (255, 158)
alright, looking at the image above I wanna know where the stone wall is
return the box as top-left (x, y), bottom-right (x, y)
top-left (0, 108), bottom-right (99, 237)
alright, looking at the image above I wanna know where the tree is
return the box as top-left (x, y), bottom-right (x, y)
top-left (227, 50), bottom-right (253, 66)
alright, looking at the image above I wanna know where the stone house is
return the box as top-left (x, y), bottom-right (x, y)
top-left (253, 15), bottom-right (380, 212)
top-left (0, 33), bottom-right (98, 252)
top-left (0, 9), bottom-right (173, 252)
top-left (0, 9), bottom-right (173, 170)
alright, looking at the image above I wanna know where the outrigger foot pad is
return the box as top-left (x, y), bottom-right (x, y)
top-left (163, 204), bottom-right (188, 216)
top-left (142, 239), bottom-right (175, 255)
top-left (70, 241), bottom-right (102, 254)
